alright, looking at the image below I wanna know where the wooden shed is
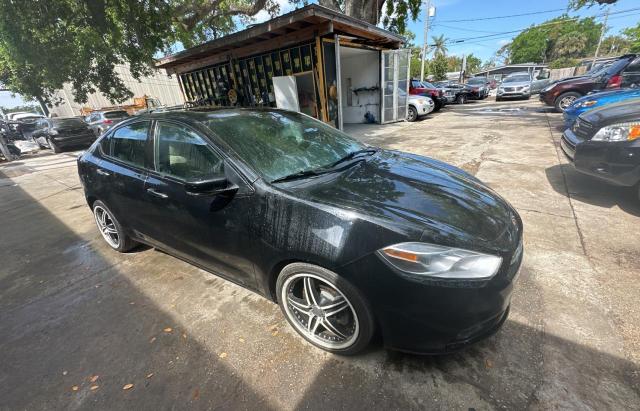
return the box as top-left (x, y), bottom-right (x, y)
top-left (156, 5), bottom-right (410, 129)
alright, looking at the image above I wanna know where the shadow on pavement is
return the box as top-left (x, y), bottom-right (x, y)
top-left (1, 166), bottom-right (639, 410)
top-left (545, 164), bottom-right (640, 217)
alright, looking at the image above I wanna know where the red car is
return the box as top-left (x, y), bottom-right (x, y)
top-left (410, 79), bottom-right (447, 112)
top-left (540, 54), bottom-right (640, 112)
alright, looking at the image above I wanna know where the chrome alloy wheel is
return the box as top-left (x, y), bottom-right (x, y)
top-left (93, 205), bottom-right (120, 248)
top-left (281, 273), bottom-right (359, 350)
top-left (559, 95), bottom-right (577, 110)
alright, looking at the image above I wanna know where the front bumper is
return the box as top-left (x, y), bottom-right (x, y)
top-left (561, 128), bottom-right (640, 187)
top-left (339, 236), bottom-right (523, 354)
top-left (539, 90), bottom-right (555, 106)
top-left (498, 90), bottom-right (530, 99)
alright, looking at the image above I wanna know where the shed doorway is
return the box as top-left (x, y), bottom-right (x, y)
top-left (338, 46), bottom-right (381, 125)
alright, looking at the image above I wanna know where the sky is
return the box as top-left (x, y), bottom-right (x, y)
top-left (404, 0), bottom-right (640, 61)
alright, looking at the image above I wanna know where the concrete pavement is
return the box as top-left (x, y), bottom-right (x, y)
top-left (1, 98), bottom-right (638, 410)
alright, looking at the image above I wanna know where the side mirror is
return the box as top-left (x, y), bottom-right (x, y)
top-left (184, 176), bottom-right (237, 196)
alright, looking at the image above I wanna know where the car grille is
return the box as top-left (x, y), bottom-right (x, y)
top-left (572, 118), bottom-right (594, 140)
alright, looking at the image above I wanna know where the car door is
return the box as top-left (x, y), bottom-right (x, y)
top-left (86, 113), bottom-right (98, 136)
top-left (141, 120), bottom-right (256, 287)
top-left (94, 121), bottom-right (152, 235)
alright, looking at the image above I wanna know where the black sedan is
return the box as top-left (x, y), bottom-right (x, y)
top-left (33, 117), bottom-right (96, 153)
top-left (77, 108), bottom-right (523, 355)
top-left (561, 99), bottom-right (640, 200)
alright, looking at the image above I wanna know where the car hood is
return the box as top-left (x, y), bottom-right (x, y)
top-left (292, 150), bottom-right (518, 247)
top-left (581, 98), bottom-right (640, 127)
top-left (501, 81), bottom-right (530, 88)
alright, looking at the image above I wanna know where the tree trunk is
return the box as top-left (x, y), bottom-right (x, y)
top-left (319, 0), bottom-right (384, 25)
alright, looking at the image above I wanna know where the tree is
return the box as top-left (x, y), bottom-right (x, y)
top-left (600, 35), bottom-right (631, 55)
top-left (429, 54), bottom-right (448, 81)
top-left (623, 23), bottom-right (640, 53)
top-left (570, 0), bottom-right (617, 10)
top-left (0, 0), bottom-right (279, 105)
top-left (431, 35), bottom-right (448, 57)
top-left (313, 0), bottom-right (421, 33)
top-left (506, 16), bottom-right (602, 64)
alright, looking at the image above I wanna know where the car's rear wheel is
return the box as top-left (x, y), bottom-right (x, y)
top-left (407, 106), bottom-right (418, 122)
top-left (555, 92), bottom-right (581, 112)
top-left (92, 200), bottom-right (136, 252)
top-left (47, 138), bottom-right (62, 153)
top-left (456, 94), bottom-right (467, 104)
top-left (276, 263), bottom-right (374, 355)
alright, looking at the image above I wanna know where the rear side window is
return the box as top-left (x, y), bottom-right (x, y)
top-left (109, 122), bottom-right (149, 168)
top-left (155, 122), bottom-right (223, 180)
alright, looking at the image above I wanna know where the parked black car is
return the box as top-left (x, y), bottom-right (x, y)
top-left (434, 81), bottom-right (475, 104)
top-left (77, 108), bottom-right (523, 355)
top-left (85, 110), bottom-right (130, 136)
top-left (561, 99), bottom-right (640, 200)
top-left (33, 117), bottom-right (96, 153)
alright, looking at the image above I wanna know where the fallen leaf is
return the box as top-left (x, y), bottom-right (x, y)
top-left (89, 375), bottom-right (99, 383)
top-left (485, 359), bottom-right (493, 369)
top-left (146, 373), bottom-right (154, 379)
top-left (219, 352), bottom-right (227, 359)
top-left (182, 333), bottom-right (187, 339)
top-left (271, 330), bottom-right (279, 336)
top-left (163, 327), bottom-right (172, 333)
top-left (193, 388), bottom-right (200, 400)
top-left (238, 338), bottom-right (245, 343)
top-left (71, 385), bottom-right (79, 391)
top-left (149, 336), bottom-right (157, 343)
top-left (129, 302), bottom-right (135, 305)
top-left (170, 304), bottom-right (176, 309)
top-left (90, 385), bottom-right (99, 391)
top-left (62, 370), bottom-right (68, 376)
top-left (122, 383), bottom-right (134, 390)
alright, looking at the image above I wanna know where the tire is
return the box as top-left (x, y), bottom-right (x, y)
top-left (407, 106), bottom-right (418, 122)
top-left (48, 137), bottom-right (62, 153)
top-left (92, 200), bottom-right (137, 252)
top-left (456, 94), bottom-right (467, 104)
top-left (554, 92), bottom-right (582, 113)
top-left (276, 263), bottom-right (375, 355)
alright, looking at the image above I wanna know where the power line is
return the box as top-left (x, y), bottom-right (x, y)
top-left (443, 7), bottom-right (640, 45)
top-left (437, 7), bottom-right (566, 23)
top-left (432, 23), bottom-right (503, 34)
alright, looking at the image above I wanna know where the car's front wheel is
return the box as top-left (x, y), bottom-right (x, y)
top-left (555, 92), bottom-right (581, 112)
top-left (457, 94), bottom-right (467, 104)
top-left (407, 106), bottom-right (418, 122)
top-left (48, 138), bottom-right (62, 153)
top-left (276, 263), bottom-right (374, 355)
top-left (92, 200), bottom-right (137, 252)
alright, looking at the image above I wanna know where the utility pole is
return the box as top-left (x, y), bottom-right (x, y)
top-left (591, 8), bottom-right (609, 71)
top-left (420, 0), bottom-right (432, 82)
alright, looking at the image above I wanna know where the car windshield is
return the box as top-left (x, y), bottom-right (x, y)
top-left (104, 111), bottom-right (129, 119)
top-left (204, 110), bottom-right (366, 182)
top-left (600, 58), bottom-right (631, 77)
top-left (421, 81), bottom-right (436, 88)
top-left (503, 75), bottom-right (530, 83)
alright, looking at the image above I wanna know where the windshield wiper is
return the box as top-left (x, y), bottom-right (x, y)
top-left (271, 169), bottom-right (327, 184)
top-left (329, 148), bottom-right (378, 168)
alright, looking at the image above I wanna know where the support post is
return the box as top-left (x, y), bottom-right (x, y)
top-left (420, 0), bottom-right (432, 82)
top-left (591, 8), bottom-right (609, 71)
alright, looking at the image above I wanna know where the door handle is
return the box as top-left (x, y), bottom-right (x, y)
top-left (146, 188), bottom-right (168, 199)
top-left (96, 169), bottom-right (110, 176)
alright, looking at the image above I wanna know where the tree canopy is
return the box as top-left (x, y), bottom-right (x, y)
top-left (0, 0), bottom-right (280, 105)
top-left (505, 16), bottom-right (602, 65)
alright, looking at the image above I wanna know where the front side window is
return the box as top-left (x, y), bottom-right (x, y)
top-left (110, 122), bottom-right (149, 167)
top-left (155, 122), bottom-right (223, 180)
top-left (204, 110), bottom-right (365, 182)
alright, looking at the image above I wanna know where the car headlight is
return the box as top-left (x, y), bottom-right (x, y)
top-left (541, 84), bottom-right (554, 92)
top-left (574, 100), bottom-right (598, 108)
top-left (592, 122), bottom-right (640, 142)
top-left (378, 242), bottom-right (502, 280)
